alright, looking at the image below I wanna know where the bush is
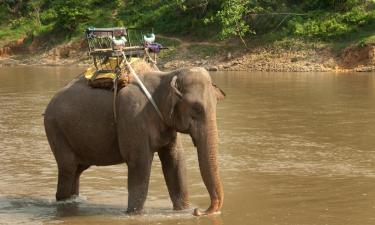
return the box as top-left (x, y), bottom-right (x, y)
top-left (287, 5), bottom-right (374, 39)
top-left (53, 0), bottom-right (91, 32)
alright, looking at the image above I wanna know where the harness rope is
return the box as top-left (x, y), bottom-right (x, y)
top-left (113, 74), bottom-right (119, 121)
top-left (144, 48), bottom-right (157, 65)
top-left (112, 52), bottom-right (164, 123)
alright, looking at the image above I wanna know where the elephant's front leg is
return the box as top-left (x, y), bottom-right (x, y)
top-left (158, 136), bottom-right (189, 210)
top-left (127, 151), bottom-right (154, 214)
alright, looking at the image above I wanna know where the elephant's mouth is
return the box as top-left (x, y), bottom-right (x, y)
top-left (188, 123), bottom-right (199, 147)
top-left (191, 135), bottom-right (198, 147)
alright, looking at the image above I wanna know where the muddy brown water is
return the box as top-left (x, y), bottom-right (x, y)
top-left (1, 67), bottom-right (375, 225)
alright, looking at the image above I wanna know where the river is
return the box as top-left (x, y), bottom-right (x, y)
top-left (1, 67), bottom-right (375, 225)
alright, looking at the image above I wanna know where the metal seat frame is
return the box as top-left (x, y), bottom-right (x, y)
top-left (85, 27), bottom-right (146, 72)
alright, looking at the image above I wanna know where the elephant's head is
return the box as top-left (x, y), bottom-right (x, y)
top-left (167, 67), bottom-right (225, 216)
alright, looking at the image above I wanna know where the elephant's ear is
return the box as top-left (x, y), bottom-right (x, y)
top-left (170, 75), bottom-right (183, 98)
top-left (169, 75), bottom-right (183, 118)
top-left (212, 83), bottom-right (226, 100)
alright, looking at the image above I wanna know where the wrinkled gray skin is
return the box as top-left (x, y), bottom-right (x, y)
top-left (44, 66), bottom-right (225, 216)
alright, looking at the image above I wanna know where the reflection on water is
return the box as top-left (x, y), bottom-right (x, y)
top-left (1, 67), bottom-right (375, 224)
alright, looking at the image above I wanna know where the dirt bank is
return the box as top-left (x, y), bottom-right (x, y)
top-left (1, 36), bottom-right (375, 72)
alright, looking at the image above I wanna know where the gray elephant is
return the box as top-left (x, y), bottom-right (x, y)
top-left (44, 61), bottom-right (225, 216)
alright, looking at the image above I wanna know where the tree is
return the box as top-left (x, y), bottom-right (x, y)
top-left (216, 0), bottom-right (252, 47)
top-left (29, 0), bottom-right (43, 28)
top-left (2, 0), bottom-right (30, 16)
top-left (53, 0), bottom-right (90, 32)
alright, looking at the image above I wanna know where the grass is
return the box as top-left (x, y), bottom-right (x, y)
top-left (328, 24), bottom-right (375, 53)
top-left (0, 26), bottom-right (28, 47)
top-left (157, 38), bottom-right (180, 59)
top-left (157, 36), bottom-right (181, 48)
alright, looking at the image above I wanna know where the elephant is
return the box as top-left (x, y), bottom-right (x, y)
top-left (44, 60), bottom-right (225, 216)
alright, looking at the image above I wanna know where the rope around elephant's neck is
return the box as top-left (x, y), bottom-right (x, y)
top-left (122, 52), bottom-right (165, 121)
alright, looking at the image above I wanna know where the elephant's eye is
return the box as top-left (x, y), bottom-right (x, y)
top-left (191, 103), bottom-right (204, 119)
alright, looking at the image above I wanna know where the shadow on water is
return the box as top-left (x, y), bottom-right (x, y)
top-left (0, 196), bottom-right (223, 225)
top-left (0, 196), bottom-right (124, 218)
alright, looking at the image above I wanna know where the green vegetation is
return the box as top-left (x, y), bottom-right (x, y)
top-left (1, 0), bottom-right (375, 50)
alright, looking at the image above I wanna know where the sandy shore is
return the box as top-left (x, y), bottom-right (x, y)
top-left (1, 37), bottom-right (375, 72)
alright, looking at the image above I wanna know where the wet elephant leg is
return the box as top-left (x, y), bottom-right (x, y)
top-left (126, 151), bottom-right (154, 214)
top-left (46, 122), bottom-right (79, 201)
top-left (158, 137), bottom-right (189, 210)
top-left (71, 164), bottom-right (90, 196)
top-left (56, 161), bottom-right (77, 201)
top-left (52, 136), bottom-right (78, 201)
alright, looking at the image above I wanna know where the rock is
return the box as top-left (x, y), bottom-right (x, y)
top-left (291, 57), bottom-right (298, 63)
top-left (369, 46), bottom-right (375, 64)
top-left (356, 66), bottom-right (375, 72)
top-left (52, 48), bottom-right (59, 61)
top-left (0, 58), bottom-right (19, 67)
top-left (226, 52), bottom-right (232, 60)
top-left (0, 47), bottom-right (12, 57)
top-left (208, 66), bottom-right (218, 71)
top-left (60, 48), bottom-right (70, 58)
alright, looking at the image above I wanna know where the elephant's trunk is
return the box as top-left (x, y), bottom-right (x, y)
top-left (193, 113), bottom-right (223, 216)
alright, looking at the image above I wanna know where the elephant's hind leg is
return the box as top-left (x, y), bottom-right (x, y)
top-left (71, 164), bottom-right (90, 196)
top-left (158, 136), bottom-right (189, 210)
top-left (45, 114), bottom-right (84, 201)
top-left (46, 129), bottom-right (79, 201)
top-left (55, 150), bottom-right (80, 201)
top-left (56, 165), bottom-right (76, 201)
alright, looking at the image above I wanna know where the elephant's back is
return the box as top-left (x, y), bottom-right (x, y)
top-left (45, 75), bottom-right (113, 119)
top-left (44, 75), bottom-right (122, 166)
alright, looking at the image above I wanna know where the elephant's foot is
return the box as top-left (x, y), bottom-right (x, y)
top-left (126, 207), bottom-right (143, 215)
top-left (56, 193), bottom-right (75, 202)
top-left (56, 195), bottom-right (69, 202)
top-left (193, 204), bottom-right (221, 216)
top-left (173, 201), bottom-right (189, 211)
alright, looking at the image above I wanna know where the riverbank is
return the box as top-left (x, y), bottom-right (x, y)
top-left (1, 36), bottom-right (375, 72)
